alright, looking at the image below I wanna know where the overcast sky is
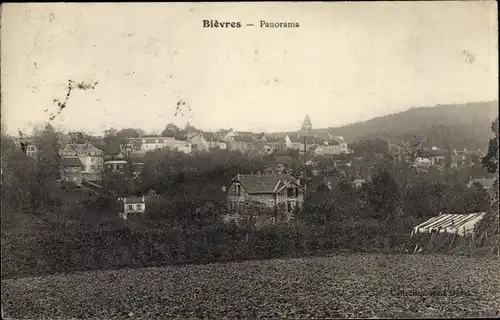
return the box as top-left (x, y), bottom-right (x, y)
top-left (1, 2), bottom-right (498, 136)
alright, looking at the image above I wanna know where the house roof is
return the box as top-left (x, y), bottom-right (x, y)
top-left (187, 132), bottom-right (201, 140)
top-left (313, 130), bottom-right (333, 140)
top-left (265, 136), bottom-right (286, 143)
top-left (232, 173), bottom-right (301, 194)
top-left (105, 160), bottom-right (128, 164)
top-left (62, 157), bottom-right (83, 167)
top-left (122, 196), bottom-right (144, 203)
top-left (412, 212), bottom-right (486, 237)
top-left (234, 135), bottom-right (256, 143)
top-left (254, 132), bottom-right (266, 140)
top-left (289, 135), bottom-right (320, 144)
top-left (204, 132), bottom-right (216, 141)
top-left (63, 143), bottom-right (103, 155)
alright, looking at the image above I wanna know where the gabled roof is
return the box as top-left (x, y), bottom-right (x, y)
top-left (231, 173), bottom-right (302, 194)
top-left (265, 136), bottom-right (286, 143)
top-left (62, 143), bottom-right (103, 155)
top-left (313, 130), bottom-right (333, 140)
top-left (62, 157), bottom-right (83, 168)
top-left (187, 132), bottom-right (202, 140)
top-left (121, 195), bottom-right (145, 203)
top-left (234, 135), bottom-right (256, 143)
top-left (289, 135), bottom-right (319, 144)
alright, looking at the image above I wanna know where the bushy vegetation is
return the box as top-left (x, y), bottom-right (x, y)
top-left (327, 101), bottom-right (498, 149)
top-left (1, 117), bottom-right (498, 279)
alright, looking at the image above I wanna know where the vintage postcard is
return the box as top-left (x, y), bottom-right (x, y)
top-left (1, 2), bottom-right (498, 319)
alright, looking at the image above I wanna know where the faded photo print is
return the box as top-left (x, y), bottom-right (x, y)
top-left (1, 2), bottom-right (498, 319)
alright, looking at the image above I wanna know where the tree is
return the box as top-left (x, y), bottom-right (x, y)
top-left (103, 128), bottom-right (122, 155)
top-left (366, 169), bottom-right (403, 221)
top-left (482, 117), bottom-right (498, 174)
top-left (475, 116), bottom-right (499, 250)
top-left (68, 131), bottom-right (91, 144)
top-left (116, 128), bottom-right (141, 139)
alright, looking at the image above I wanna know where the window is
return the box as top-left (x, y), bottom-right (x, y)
top-left (127, 204), bottom-right (133, 211)
top-left (235, 184), bottom-right (241, 196)
top-left (232, 201), bottom-right (237, 213)
top-left (287, 188), bottom-right (295, 198)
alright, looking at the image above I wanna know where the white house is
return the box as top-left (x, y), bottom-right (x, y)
top-left (118, 195), bottom-right (146, 219)
top-left (60, 143), bottom-right (104, 181)
top-left (104, 160), bottom-right (128, 172)
top-left (314, 142), bottom-right (350, 156)
top-left (187, 132), bottom-right (209, 152)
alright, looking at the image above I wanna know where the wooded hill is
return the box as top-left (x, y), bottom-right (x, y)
top-left (322, 101), bottom-right (498, 149)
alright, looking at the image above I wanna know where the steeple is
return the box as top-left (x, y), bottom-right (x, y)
top-left (300, 114), bottom-right (313, 132)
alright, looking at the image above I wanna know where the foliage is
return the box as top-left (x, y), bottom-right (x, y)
top-left (327, 101), bottom-right (498, 149)
top-left (481, 116), bottom-right (498, 174)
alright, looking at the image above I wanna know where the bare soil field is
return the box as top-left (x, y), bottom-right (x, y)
top-left (2, 254), bottom-right (499, 319)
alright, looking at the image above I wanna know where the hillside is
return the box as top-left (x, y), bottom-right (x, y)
top-left (324, 101), bottom-right (498, 149)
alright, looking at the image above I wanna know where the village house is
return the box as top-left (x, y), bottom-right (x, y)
top-left (226, 173), bottom-right (305, 219)
top-left (120, 138), bottom-right (142, 154)
top-left (60, 157), bottom-right (84, 188)
top-left (227, 135), bottom-right (256, 153)
top-left (104, 160), bottom-right (128, 173)
top-left (313, 141), bottom-right (350, 156)
top-left (204, 132), bottom-right (228, 150)
top-left (121, 136), bottom-right (192, 154)
top-left (264, 155), bottom-right (295, 174)
top-left (414, 147), bottom-right (447, 169)
top-left (60, 143), bottom-right (104, 181)
top-left (264, 135), bottom-right (288, 151)
top-left (187, 132), bottom-right (209, 152)
top-left (118, 195), bottom-right (146, 220)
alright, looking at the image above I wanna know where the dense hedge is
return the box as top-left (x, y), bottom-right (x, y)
top-left (1, 220), bottom-right (407, 279)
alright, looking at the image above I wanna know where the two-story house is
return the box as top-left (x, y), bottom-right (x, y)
top-left (118, 195), bottom-right (146, 220)
top-left (187, 132), bottom-right (209, 152)
top-left (60, 157), bottom-right (84, 187)
top-left (226, 173), bottom-right (305, 218)
top-left (314, 141), bottom-right (350, 156)
top-left (264, 135), bottom-right (288, 152)
top-left (60, 143), bottom-right (104, 181)
top-left (14, 137), bottom-right (38, 158)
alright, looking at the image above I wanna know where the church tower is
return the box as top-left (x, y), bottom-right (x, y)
top-left (300, 114), bottom-right (313, 132)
